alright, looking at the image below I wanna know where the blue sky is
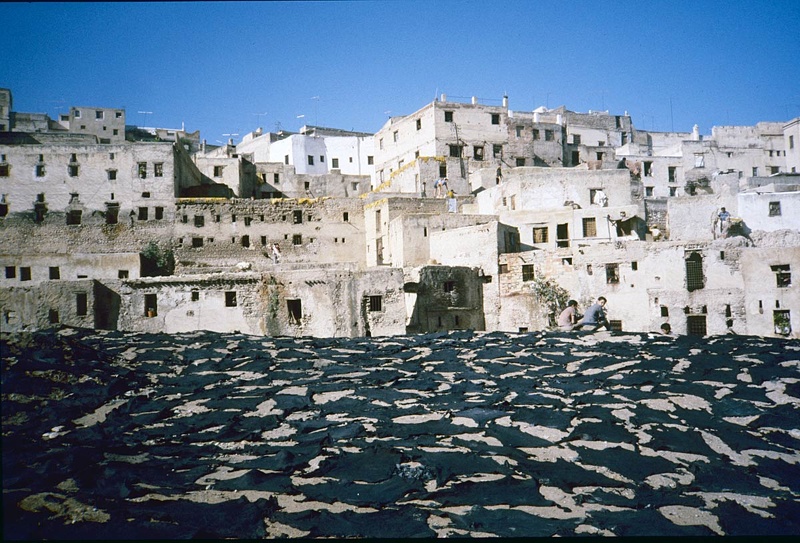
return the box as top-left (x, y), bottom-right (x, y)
top-left (3, 1), bottom-right (799, 144)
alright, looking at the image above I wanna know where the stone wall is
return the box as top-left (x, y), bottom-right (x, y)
top-left (404, 265), bottom-right (485, 333)
top-left (173, 197), bottom-right (366, 271)
top-left (116, 267), bottom-right (406, 337)
top-left (0, 141), bottom-right (180, 214)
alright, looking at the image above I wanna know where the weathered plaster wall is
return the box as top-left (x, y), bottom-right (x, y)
top-left (474, 168), bottom-right (634, 214)
top-left (404, 265), bottom-right (484, 333)
top-left (173, 197), bottom-right (367, 272)
top-left (0, 142), bottom-right (178, 214)
top-left (739, 242), bottom-right (800, 337)
top-left (667, 194), bottom-right (738, 242)
top-left (0, 279), bottom-right (96, 332)
top-left (738, 191), bottom-right (800, 232)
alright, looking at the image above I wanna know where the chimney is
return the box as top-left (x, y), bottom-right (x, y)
top-left (471, 96), bottom-right (478, 105)
top-left (502, 95), bottom-right (508, 108)
top-left (441, 93), bottom-right (447, 102)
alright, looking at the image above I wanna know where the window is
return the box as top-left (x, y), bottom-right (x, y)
top-left (556, 223), bottom-right (570, 248)
top-left (661, 306), bottom-right (669, 317)
top-left (499, 264), bottom-right (509, 274)
top-left (66, 209), bottom-right (82, 225)
top-left (491, 113), bottom-right (500, 125)
top-left (516, 158), bottom-right (526, 167)
top-left (35, 164), bottom-right (45, 177)
top-left (194, 215), bottom-right (204, 227)
top-left (138, 162), bottom-right (147, 178)
top-left (532, 227), bottom-right (548, 244)
top-left (515, 126), bottom-right (523, 137)
top-left (68, 165), bottom-right (79, 177)
top-left (687, 315), bottom-right (707, 337)
top-left (192, 237), bottom-right (204, 248)
top-left (545, 130), bottom-right (554, 141)
top-left (449, 144), bottom-right (462, 158)
top-left (74, 292), bottom-right (88, 316)
top-left (774, 310), bottom-right (792, 335)
top-left (154, 163), bottom-right (163, 177)
top-left (444, 111), bottom-right (453, 122)
top-left (118, 270), bottom-right (129, 279)
top-left (191, 290), bottom-right (200, 301)
top-left (393, 130), bottom-right (398, 142)
top-left (443, 281), bottom-right (455, 292)
top-left (49, 309), bottom-right (59, 324)
top-left (597, 152), bottom-right (604, 161)
top-left (686, 252), bottom-right (705, 291)
top-left (572, 134), bottom-right (581, 145)
top-left (532, 129), bottom-right (540, 140)
top-left (473, 146), bottom-right (484, 160)
top-left (293, 234), bottom-right (302, 245)
top-left (668, 166), bottom-right (677, 182)
top-left (367, 295), bottom-right (383, 312)
top-left (609, 320), bottom-right (623, 332)
top-left (138, 207), bottom-right (148, 221)
top-left (343, 212), bottom-right (349, 222)
top-left (293, 210), bottom-right (303, 224)
top-left (241, 235), bottom-right (250, 248)
top-left (332, 158), bottom-right (339, 169)
top-left (284, 155), bottom-right (289, 165)
top-left (493, 144), bottom-right (503, 158)
top-left (606, 263), bottom-right (620, 284)
top-left (367, 155), bottom-right (374, 165)
top-left (772, 264), bottom-right (791, 287)
top-left (769, 201), bottom-right (782, 216)
top-left (141, 192), bottom-right (150, 198)
top-left (214, 165), bottom-right (224, 176)
top-left (670, 187), bottom-right (677, 196)
top-left (5, 266), bottom-right (15, 279)
top-left (307, 155), bottom-right (314, 165)
top-left (522, 264), bottom-right (535, 282)
top-left (20, 267), bottom-right (31, 281)
top-left (790, 135), bottom-right (795, 149)
top-left (155, 207), bottom-right (164, 220)
top-left (645, 186), bottom-right (654, 197)
top-left (95, 110), bottom-right (104, 119)
top-left (225, 291), bottom-right (238, 307)
top-left (107, 169), bottom-right (117, 180)
top-left (439, 164), bottom-right (447, 177)
top-left (582, 217), bottom-right (597, 237)
top-left (144, 294), bottom-right (157, 317)
top-left (49, 267), bottom-right (60, 280)
top-left (753, 167), bottom-right (759, 176)
top-left (287, 299), bottom-right (302, 324)
top-left (319, 155), bottom-right (324, 163)
top-left (631, 261), bottom-right (638, 271)
top-left (694, 153), bottom-right (705, 168)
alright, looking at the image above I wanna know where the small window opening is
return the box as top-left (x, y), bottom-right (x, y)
top-left (287, 299), bottom-right (302, 324)
top-left (76, 292), bottom-right (88, 316)
top-left (367, 295), bottom-right (383, 312)
top-left (225, 291), bottom-right (237, 307)
top-left (144, 294), bottom-right (157, 317)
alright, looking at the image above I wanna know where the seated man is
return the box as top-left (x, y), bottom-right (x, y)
top-left (574, 296), bottom-right (610, 331)
top-left (557, 300), bottom-right (582, 330)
